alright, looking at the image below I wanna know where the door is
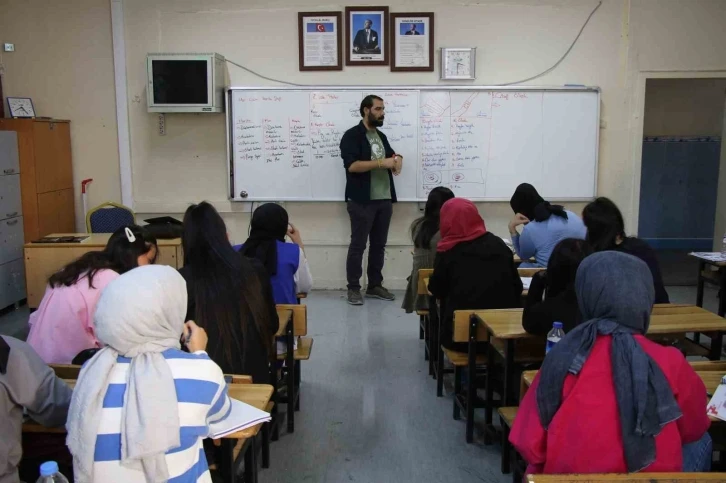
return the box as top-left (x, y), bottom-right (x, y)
top-left (37, 189), bottom-right (75, 236)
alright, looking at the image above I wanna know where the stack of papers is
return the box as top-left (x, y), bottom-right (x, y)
top-left (209, 399), bottom-right (271, 438)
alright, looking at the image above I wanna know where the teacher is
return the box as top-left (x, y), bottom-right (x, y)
top-left (340, 95), bottom-right (402, 306)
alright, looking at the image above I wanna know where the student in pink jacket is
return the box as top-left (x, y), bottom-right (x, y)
top-left (27, 225), bottom-right (158, 364)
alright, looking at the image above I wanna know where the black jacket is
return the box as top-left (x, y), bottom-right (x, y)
top-left (428, 233), bottom-right (523, 349)
top-left (522, 271), bottom-right (580, 337)
top-left (353, 29), bottom-right (380, 51)
top-left (179, 258), bottom-right (279, 385)
top-left (613, 237), bottom-right (670, 304)
top-left (340, 121), bottom-right (397, 203)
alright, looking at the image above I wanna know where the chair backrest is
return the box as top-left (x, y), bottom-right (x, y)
top-left (418, 268), bottom-right (434, 295)
top-left (526, 474), bottom-right (725, 482)
top-left (225, 374), bottom-right (253, 384)
top-left (49, 363), bottom-right (82, 379)
top-left (518, 267), bottom-right (545, 277)
top-left (276, 304), bottom-right (307, 336)
top-left (86, 201), bottom-right (135, 233)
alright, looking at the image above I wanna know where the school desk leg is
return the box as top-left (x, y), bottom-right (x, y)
top-left (710, 331), bottom-right (723, 361)
top-left (269, 365), bottom-right (280, 442)
top-left (286, 325), bottom-right (295, 433)
top-left (436, 345), bottom-right (445, 397)
top-left (419, 314), bottom-right (424, 340)
top-left (424, 314), bottom-right (430, 362)
top-left (719, 268), bottom-right (726, 318)
top-left (453, 365), bottom-right (462, 420)
top-left (503, 340), bottom-right (515, 405)
top-left (484, 333), bottom-right (494, 446)
top-left (216, 439), bottom-right (234, 483)
top-left (261, 423), bottom-right (270, 469)
top-left (243, 437), bottom-right (258, 483)
top-left (697, 260), bottom-right (706, 308)
top-left (294, 360), bottom-right (301, 411)
top-left (501, 418), bottom-right (511, 474)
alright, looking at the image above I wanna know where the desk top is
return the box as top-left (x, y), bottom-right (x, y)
top-left (275, 308), bottom-right (292, 337)
top-left (23, 382), bottom-right (273, 439)
top-left (689, 252), bottom-right (726, 267)
top-left (25, 233), bottom-right (182, 248)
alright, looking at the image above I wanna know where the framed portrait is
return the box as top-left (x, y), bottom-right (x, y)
top-left (298, 12), bottom-right (343, 71)
top-left (390, 13), bottom-right (434, 72)
top-left (345, 6), bottom-right (389, 66)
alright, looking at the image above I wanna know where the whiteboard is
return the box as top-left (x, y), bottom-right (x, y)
top-left (227, 86), bottom-right (599, 201)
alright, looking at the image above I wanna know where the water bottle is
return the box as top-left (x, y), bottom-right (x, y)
top-left (546, 322), bottom-right (565, 354)
top-left (35, 461), bottom-right (69, 483)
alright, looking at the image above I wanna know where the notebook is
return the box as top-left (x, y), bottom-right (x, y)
top-left (208, 398), bottom-right (271, 439)
top-left (520, 277), bottom-right (533, 290)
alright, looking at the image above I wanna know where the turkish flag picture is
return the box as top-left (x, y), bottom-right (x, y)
top-left (317, 24), bottom-right (325, 32)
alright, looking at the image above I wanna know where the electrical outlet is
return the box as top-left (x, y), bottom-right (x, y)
top-left (3, 43), bottom-right (15, 52)
top-left (158, 113), bottom-right (166, 136)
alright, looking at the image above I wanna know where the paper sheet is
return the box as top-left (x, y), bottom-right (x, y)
top-left (521, 277), bottom-right (533, 290)
top-left (209, 398), bottom-right (271, 439)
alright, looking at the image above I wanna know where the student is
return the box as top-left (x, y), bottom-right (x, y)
top-left (0, 336), bottom-right (73, 483)
top-left (179, 202), bottom-right (278, 385)
top-left (583, 196), bottom-right (670, 303)
top-left (510, 252), bottom-right (711, 475)
top-left (27, 225), bottom-right (158, 364)
top-left (67, 265), bottom-right (231, 483)
top-left (237, 203), bottom-right (313, 304)
top-left (522, 238), bottom-right (592, 336)
top-left (508, 183), bottom-right (586, 267)
top-left (402, 187), bottom-right (455, 314)
top-left (428, 198), bottom-right (522, 351)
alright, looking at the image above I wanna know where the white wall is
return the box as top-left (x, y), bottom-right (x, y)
top-left (3, 0), bottom-right (726, 288)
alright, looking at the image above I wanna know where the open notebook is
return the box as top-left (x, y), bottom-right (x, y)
top-left (209, 398), bottom-right (272, 439)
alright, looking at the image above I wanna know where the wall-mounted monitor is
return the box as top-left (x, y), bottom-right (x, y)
top-left (147, 53), bottom-right (226, 113)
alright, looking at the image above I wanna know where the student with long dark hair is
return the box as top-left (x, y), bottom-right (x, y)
top-left (27, 225), bottom-right (158, 364)
top-left (179, 201), bottom-right (278, 385)
top-left (582, 197), bottom-right (669, 303)
top-left (522, 238), bottom-right (592, 336)
top-left (509, 183), bottom-right (587, 267)
top-left (402, 187), bottom-right (454, 313)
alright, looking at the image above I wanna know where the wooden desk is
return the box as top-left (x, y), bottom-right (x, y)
top-left (689, 252), bottom-right (726, 317)
top-left (24, 233), bottom-right (183, 308)
top-left (275, 308), bottom-right (292, 337)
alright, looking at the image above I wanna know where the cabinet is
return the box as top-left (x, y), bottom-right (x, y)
top-left (0, 131), bottom-right (26, 308)
top-left (0, 119), bottom-right (75, 242)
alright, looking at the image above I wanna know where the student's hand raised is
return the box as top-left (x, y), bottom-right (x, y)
top-left (183, 321), bottom-right (208, 353)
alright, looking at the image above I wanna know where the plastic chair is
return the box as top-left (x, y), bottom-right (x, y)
top-left (86, 201), bottom-right (135, 233)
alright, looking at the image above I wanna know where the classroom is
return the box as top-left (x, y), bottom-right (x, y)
top-left (1, 0), bottom-right (726, 482)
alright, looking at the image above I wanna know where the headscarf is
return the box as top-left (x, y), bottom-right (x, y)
top-left (536, 252), bottom-right (681, 473)
top-left (239, 203), bottom-right (288, 275)
top-left (67, 265), bottom-right (188, 483)
top-left (510, 183), bottom-right (567, 222)
top-left (436, 198), bottom-right (487, 252)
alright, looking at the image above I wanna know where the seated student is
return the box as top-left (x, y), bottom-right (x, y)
top-left (402, 186), bottom-right (455, 314)
top-left (508, 183), bottom-right (587, 268)
top-left (237, 202), bottom-right (313, 304)
top-left (510, 252), bottom-right (711, 475)
top-left (0, 336), bottom-right (73, 483)
top-left (428, 198), bottom-right (522, 352)
top-left (67, 265), bottom-right (232, 483)
top-left (522, 238), bottom-right (592, 336)
top-left (179, 202), bottom-right (278, 385)
top-left (27, 225), bottom-right (158, 364)
top-left (583, 196), bottom-right (670, 303)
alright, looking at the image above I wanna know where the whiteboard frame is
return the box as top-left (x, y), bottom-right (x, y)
top-left (227, 85), bottom-right (601, 202)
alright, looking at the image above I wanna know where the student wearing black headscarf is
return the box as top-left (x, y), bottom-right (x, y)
top-left (508, 183), bottom-right (587, 267)
top-left (237, 203), bottom-right (313, 304)
top-left (510, 252), bottom-right (711, 476)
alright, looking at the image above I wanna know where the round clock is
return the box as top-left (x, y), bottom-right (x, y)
top-left (440, 48), bottom-right (477, 80)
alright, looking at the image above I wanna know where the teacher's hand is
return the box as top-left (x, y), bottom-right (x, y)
top-left (380, 157), bottom-right (396, 170)
top-left (393, 155), bottom-right (403, 176)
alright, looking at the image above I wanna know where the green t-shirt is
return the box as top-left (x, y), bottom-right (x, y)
top-left (366, 130), bottom-right (391, 200)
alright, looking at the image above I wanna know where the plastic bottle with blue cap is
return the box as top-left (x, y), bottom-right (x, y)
top-left (36, 461), bottom-right (69, 483)
top-left (546, 321), bottom-right (565, 354)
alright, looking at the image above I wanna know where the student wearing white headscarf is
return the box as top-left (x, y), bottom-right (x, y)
top-left (66, 265), bottom-right (231, 483)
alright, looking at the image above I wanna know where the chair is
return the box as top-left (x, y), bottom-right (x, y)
top-left (86, 201), bottom-right (135, 233)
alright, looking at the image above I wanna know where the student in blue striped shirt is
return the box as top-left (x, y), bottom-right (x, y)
top-left (66, 265), bottom-right (231, 483)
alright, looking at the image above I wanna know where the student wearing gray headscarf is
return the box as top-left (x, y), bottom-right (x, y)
top-left (66, 265), bottom-right (232, 483)
top-left (510, 252), bottom-right (711, 475)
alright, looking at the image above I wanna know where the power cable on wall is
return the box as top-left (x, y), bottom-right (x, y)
top-left (224, 0), bottom-right (602, 87)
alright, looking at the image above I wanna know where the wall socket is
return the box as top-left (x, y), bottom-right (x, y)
top-left (157, 113), bottom-right (166, 135)
top-left (3, 44), bottom-right (15, 52)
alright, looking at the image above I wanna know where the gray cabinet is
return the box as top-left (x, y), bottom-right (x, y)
top-left (0, 131), bottom-right (25, 309)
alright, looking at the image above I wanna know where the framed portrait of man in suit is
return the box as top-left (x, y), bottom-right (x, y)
top-left (345, 6), bottom-right (389, 66)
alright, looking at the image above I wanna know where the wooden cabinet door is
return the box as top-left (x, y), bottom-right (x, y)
top-left (37, 188), bottom-right (76, 236)
top-left (33, 121), bottom-right (72, 193)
